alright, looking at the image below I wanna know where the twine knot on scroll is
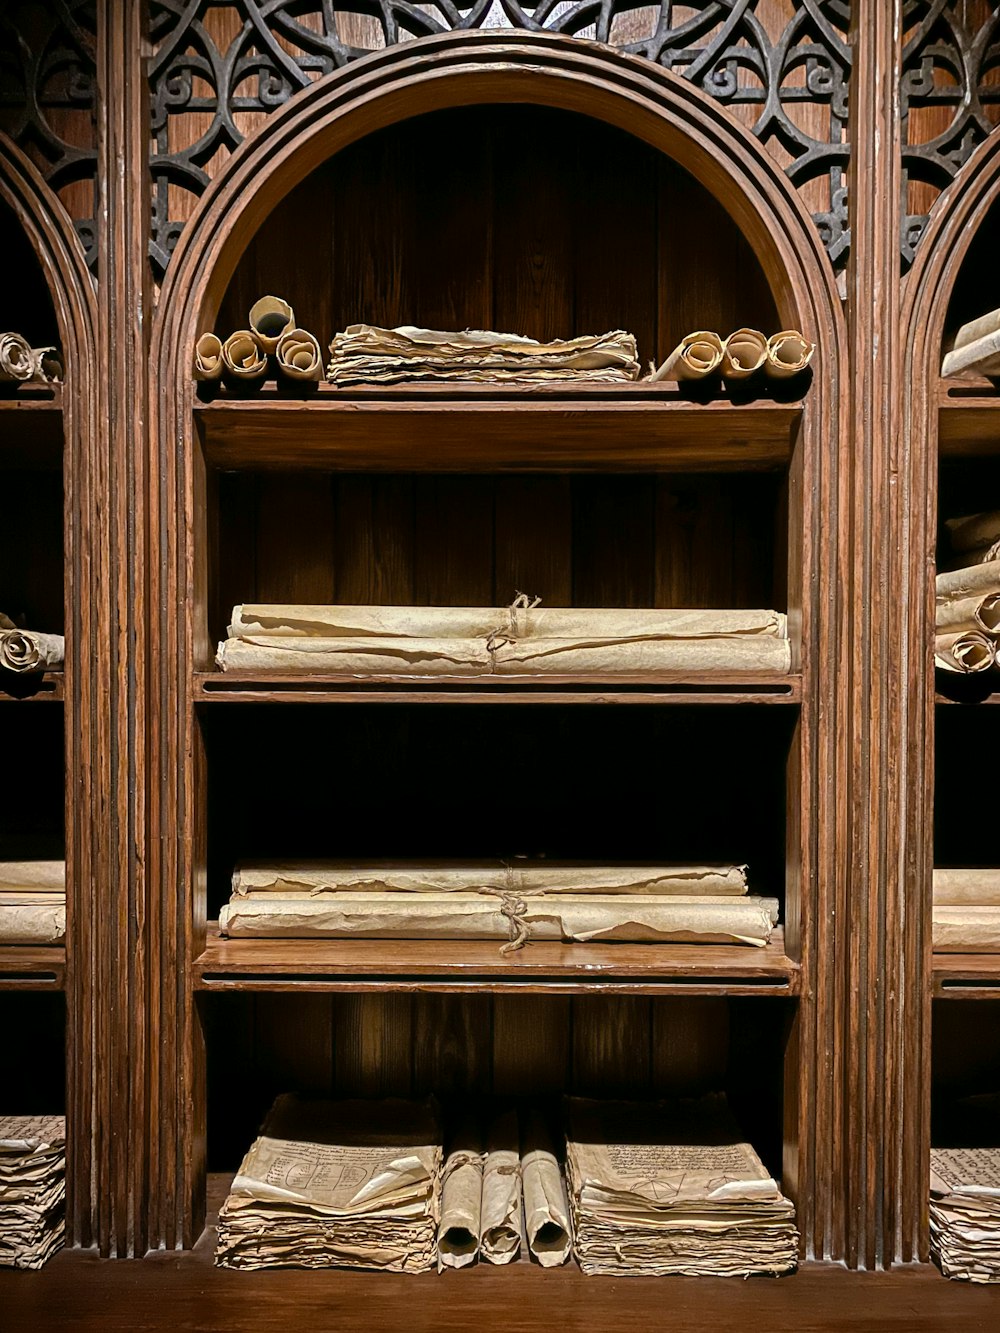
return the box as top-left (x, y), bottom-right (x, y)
top-left (485, 591), bottom-right (542, 663)
top-left (482, 865), bottom-right (545, 954)
top-left (441, 1150), bottom-right (486, 1184)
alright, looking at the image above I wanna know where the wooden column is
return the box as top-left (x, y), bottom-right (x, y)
top-left (843, 1), bottom-right (916, 1268)
top-left (91, 0), bottom-right (151, 1257)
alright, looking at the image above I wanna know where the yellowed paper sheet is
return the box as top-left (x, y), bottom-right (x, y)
top-left (933, 870), bottom-right (1000, 906)
top-left (721, 329), bottom-right (767, 380)
top-left (934, 630), bottom-right (995, 673)
top-left (0, 862), bottom-right (65, 891)
top-left (933, 906), bottom-right (1000, 951)
top-left (480, 1110), bottom-right (523, 1265)
top-left (521, 1111), bottom-right (571, 1267)
top-left (937, 560), bottom-right (1000, 601)
top-left (248, 295), bottom-right (294, 353)
top-left (650, 331), bottom-right (723, 382)
top-left (221, 331), bottom-right (267, 380)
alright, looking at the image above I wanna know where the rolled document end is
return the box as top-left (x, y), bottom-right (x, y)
top-left (194, 332), bottom-right (224, 381)
top-left (0, 630), bottom-right (65, 673)
top-left (765, 331), bottom-right (814, 379)
top-left (936, 558), bottom-right (1000, 601)
top-left (438, 1142), bottom-right (483, 1271)
top-left (936, 592), bottom-right (1000, 635)
top-left (650, 331), bottom-right (724, 382)
top-left (934, 630), bottom-right (995, 673)
top-left (221, 331), bottom-right (268, 380)
top-left (30, 346), bottom-right (63, 384)
top-left (249, 296), bottom-right (295, 353)
top-left (0, 331), bottom-right (34, 381)
top-left (522, 1113), bottom-right (572, 1268)
top-left (721, 328), bottom-right (767, 380)
top-left (276, 327), bottom-right (323, 381)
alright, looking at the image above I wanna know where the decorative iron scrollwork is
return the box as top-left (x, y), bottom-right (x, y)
top-left (0, 1), bottom-right (98, 272)
top-left (901, 1), bottom-right (1000, 267)
top-left (148, 0), bottom-right (853, 278)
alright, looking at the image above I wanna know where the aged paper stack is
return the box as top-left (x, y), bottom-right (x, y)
top-left (215, 1095), bottom-right (441, 1271)
top-left (216, 602), bottom-right (791, 676)
top-left (0, 862), bottom-right (65, 945)
top-left (931, 1147), bottom-right (1000, 1281)
top-left (326, 325), bottom-right (640, 385)
top-left (942, 307), bottom-right (1000, 378)
top-left (219, 861), bottom-right (780, 951)
top-left (0, 1116), bottom-right (65, 1269)
top-left (565, 1096), bottom-right (798, 1277)
top-left (933, 869), bottom-right (1000, 952)
top-left (935, 526), bottom-right (1000, 671)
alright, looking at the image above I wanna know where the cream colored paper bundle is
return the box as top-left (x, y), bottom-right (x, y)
top-left (521, 1110), bottom-right (571, 1267)
top-left (480, 1111), bottom-right (523, 1265)
top-left (0, 1116), bottom-right (65, 1270)
top-left (218, 635), bottom-right (492, 675)
top-left (936, 560), bottom-right (1000, 601)
top-left (931, 1147), bottom-right (1000, 1282)
top-left (275, 327), bottom-right (323, 381)
top-left (650, 331), bottom-right (724, 382)
top-left (248, 295), bottom-right (294, 353)
top-left (193, 332), bottom-right (223, 380)
top-left (0, 862), bottom-right (65, 891)
top-left (0, 629), bottom-right (64, 673)
top-left (492, 635), bottom-right (791, 675)
top-left (233, 861), bottom-right (749, 898)
top-left (438, 1125), bottom-right (483, 1270)
top-left (326, 324), bottom-right (641, 385)
top-left (218, 893), bottom-right (779, 949)
top-left (721, 328), bottom-right (767, 380)
top-left (216, 1095), bottom-right (441, 1272)
top-left (933, 870), bottom-right (1000, 906)
top-left (221, 330), bottom-right (267, 380)
top-left (0, 332), bottom-right (33, 381)
top-left (765, 330), bottom-right (814, 379)
top-left (942, 320), bottom-right (1000, 378)
top-left (565, 1095), bottom-right (798, 1278)
top-left (0, 898), bottom-right (65, 945)
top-left (936, 594), bottom-right (1000, 635)
top-left (933, 906), bottom-right (1000, 952)
top-left (934, 630), bottom-right (995, 673)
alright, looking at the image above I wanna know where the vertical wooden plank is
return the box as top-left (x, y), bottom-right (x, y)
top-left (572, 996), bottom-right (651, 1097)
top-left (254, 474), bottom-right (335, 603)
top-left (650, 997), bottom-right (729, 1096)
top-left (494, 477), bottom-right (572, 605)
top-left (413, 478), bottom-right (494, 605)
top-left (493, 997), bottom-right (571, 1096)
top-left (573, 477), bottom-right (654, 607)
top-left (334, 477), bottom-right (415, 604)
top-left (333, 995), bottom-right (413, 1098)
top-left (411, 994), bottom-right (492, 1097)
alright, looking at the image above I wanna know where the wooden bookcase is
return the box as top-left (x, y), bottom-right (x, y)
top-left (11, 6), bottom-right (1000, 1323)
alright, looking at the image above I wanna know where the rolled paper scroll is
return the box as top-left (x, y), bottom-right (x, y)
top-left (0, 630), bottom-right (65, 673)
top-left (521, 1111), bottom-right (572, 1267)
top-left (30, 347), bottom-right (63, 384)
top-left (480, 1111), bottom-right (523, 1265)
top-left (933, 906), bottom-right (1000, 952)
top-left (933, 870), bottom-right (1000, 907)
top-left (650, 331), bottom-right (724, 382)
top-left (194, 332), bottom-right (224, 381)
top-left (721, 328), bottom-right (768, 380)
top-left (0, 898), bottom-right (65, 945)
top-left (935, 593), bottom-right (1000, 635)
top-left (221, 331), bottom-right (268, 381)
top-left (0, 332), bottom-right (34, 381)
top-left (0, 862), bottom-right (65, 891)
top-left (438, 1128), bottom-right (483, 1270)
top-left (953, 307), bottom-right (1000, 350)
top-left (275, 328), bottom-right (323, 382)
top-left (248, 296), bottom-right (294, 353)
top-left (217, 635), bottom-right (492, 675)
top-left (764, 331), bottom-right (815, 379)
top-left (942, 329), bottom-right (1000, 378)
top-left (934, 630), bottom-right (995, 673)
top-left (936, 560), bottom-right (1000, 601)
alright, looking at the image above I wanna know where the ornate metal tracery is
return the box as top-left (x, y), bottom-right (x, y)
top-left (147, 0), bottom-right (852, 277)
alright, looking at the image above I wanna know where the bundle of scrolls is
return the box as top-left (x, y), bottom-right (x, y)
top-left (0, 862), bottom-right (65, 945)
top-left (933, 869), bottom-right (1000, 952)
top-left (219, 860), bottom-right (780, 951)
top-left (942, 306), bottom-right (1000, 378)
top-left (935, 517), bottom-right (1000, 671)
top-left (216, 601), bottom-right (791, 676)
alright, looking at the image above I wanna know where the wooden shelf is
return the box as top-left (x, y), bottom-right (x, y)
top-left (938, 384), bottom-right (1000, 456)
top-left (194, 389), bottom-right (801, 473)
top-left (0, 944), bottom-right (65, 991)
top-left (0, 670), bottom-right (64, 701)
top-left (192, 924), bottom-right (798, 996)
top-left (0, 392), bottom-right (63, 468)
top-left (932, 952), bottom-right (1000, 996)
top-left (195, 671), bottom-right (801, 705)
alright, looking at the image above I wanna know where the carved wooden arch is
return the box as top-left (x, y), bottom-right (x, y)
top-left (0, 134), bottom-right (105, 1251)
top-left (146, 29), bottom-right (850, 1254)
top-left (896, 132), bottom-right (1000, 1264)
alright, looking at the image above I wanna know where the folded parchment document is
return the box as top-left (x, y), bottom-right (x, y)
top-left (0, 1115), bottom-right (65, 1269)
top-left (931, 1147), bottom-right (1000, 1281)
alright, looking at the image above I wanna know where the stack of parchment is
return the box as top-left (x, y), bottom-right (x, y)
top-left (942, 307), bottom-right (1000, 379)
top-left (931, 1147), bottom-right (1000, 1281)
top-left (218, 861), bottom-right (779, 952)
top-left (216, 1095), bottom-right (441, 1271)
top-left (0, 334), bottom-right (62, 387)
top-left (216, 602), bottom-right (791, 677)
top-left (0, 862), bottom-right (65, 945)
top-left (565, 1096), bottom-right (797, 1277)
top-left (0, 613), bottom-right (63, 675)
top-left (326, 325), bottom-right (641, 385)
top-left (0, 1116), bottom-right (65, 1269)
top-left (933, 870), bottom-right (1000, 952)
top-left (935, 532), bottom-right (1000, 671)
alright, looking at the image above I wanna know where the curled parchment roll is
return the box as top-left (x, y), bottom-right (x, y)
top-left (275, 328), bottom-right (323, 382)
top-left (438, 1129), bottom-right (483, 1271)
top-left (0, 901), bottom-right (65, 945)
top-left (721, 328), bottom-right (768, 380)
top-left (0, 630), bottom-right (65, 673)
top-left (651, 331), bottom-right (724, 382)
top-left (193, 332), bottom-right (224, 381)
top-left (0, 332), bottom-right (33, 381)
top-left (522, 1111), bottom-right (571, 1267)
top-left (221, 331), bottom-right (268, 380)
top-left (30, 347), bottom-right (63, 384)
top-left (935, 593), bottom-right (1000, 636)
top-left (480, 1111), bottom-right (523, 1265)
top-left (934, 630), bottom-right (995, 673)
top-left (248, 296), bottom-right (294, 353)
top-left (933, 870), bottom-right (1000, 907)
top-left (765, 331), bottom-right (814, 379)
top-left (933, 906), bottom-right (1000, 952)
top-left (936, 560), bottom-right (1000, 602)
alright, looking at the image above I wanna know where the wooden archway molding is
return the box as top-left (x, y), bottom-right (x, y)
top-left (144, 29), bottom-right (850, 1254)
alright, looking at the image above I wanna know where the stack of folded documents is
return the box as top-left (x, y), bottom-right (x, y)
top-left (0, 862), bottom-right (65, 945)
top-left (326, 325), bottom-right (640, 385)
top-left (216, 602), bottom-right (791, 676)
top-left (931, 1147), bottom-right (1000, 1282)
top-left (218, 861), bottom-right (780, 952)
top-left (216, 1095), bottom-right (441, 1271)
top-left (935, 512), bottom-right (1000, 673)
top-left (565, 1095), bottom-right (798, 1277)
top-left (0, 1116), bottom-right (65, 1269)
